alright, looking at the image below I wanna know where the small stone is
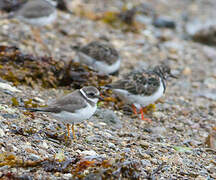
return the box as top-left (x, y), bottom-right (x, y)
top-left (204, 77), bottom-right (216, 89)
top-left (0, 82), bottom-right (21, 92)
top-left (153, 17), bottom-right (176, 28)
top-left (63, 174), bottom-right (72, 179)
top-left (151, 126), bottom-right (167, 136)
top-left (141, 159), bottom-right (151, 167)
top-left (182, 67), bottom-right (192, 75)
top-left (139, 141), bottom-right (150, 148)
top-left (102, 132), bottom-right (114, 139)
top-left (122, 148), bottom-right (131, 153)
top-left (0, 127), bottom-right (5, 137)
top-left (203, 45), bottom-right (216, 61)
top-left (152, 112), bottom-right (166, 120)
top-left (80, 150), bottom-right (97, 156)
top-left (33, 97), bottom-right (45, 103)
top-left (86, 135), bottom-right (103, 143)
top-left (142, 153), bottom-right (151, 159)
top-left (1, 113), bottom-right (19, 119)
top-left (29, 154), bottom-right (40, 161)
top-left (55, 150), bottom-right (66, 162)
top-left (40, 141), bottom-right (49, 149)
top-left (108, 142), bottom-right (115, 149)
top-left (196, 90), bottom-right (216, 101)
top-left (93, 109), bottom-right (122, 129)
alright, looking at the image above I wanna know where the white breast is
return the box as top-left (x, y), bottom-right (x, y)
top-left (50, 102), bottom-right (97, 124)
top-left (113, 79), bottom-right (164, 109)
top-left (18, 10), bottom-right (57, 26)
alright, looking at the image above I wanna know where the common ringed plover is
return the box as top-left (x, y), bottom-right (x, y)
top-left (29, 86), bottom-right (103, 140)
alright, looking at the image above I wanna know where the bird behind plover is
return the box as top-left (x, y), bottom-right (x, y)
top-left (75, 41), bottom-right (121, 75)
top-left (29, 86), bottom-right (103, 140)
top-left (106, 64), bottom-right (177, 121)
top-left (4, 0), bottom-right (57, 54)
top-left (6, 0), bottom-right (57, 26)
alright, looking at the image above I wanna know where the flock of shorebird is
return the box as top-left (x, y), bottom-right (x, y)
top-left (2, 0), bottom-right (177, 141)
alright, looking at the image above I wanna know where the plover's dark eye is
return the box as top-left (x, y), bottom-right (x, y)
top-left (88, 92), bottom-right (95, 96)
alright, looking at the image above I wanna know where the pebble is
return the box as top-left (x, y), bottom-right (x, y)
top-left (139, 141), bottom-right (150, 148)
top-left (86, 135), bottom-right (103, 143)
top-left (122, 148), bottom-right (131, 153)
top-left (182, 67), bottom-right (192, 75)
top-left (108, 142), bottom-right (116, 149)
top-left (204, 78), bottom-right (216, 89)
top-left (29, 154), bottom-right (40, 161)
top-left (152, 111), bottom-right (166, 120)
top-left (141, 159), bottom-right (151, 167)
top-left (141, 153), bottom-right (151, 159)
top-left (63, 174), bottom-right (72, 179)
top-left (0, 127), bottom-right (5, 137)
top-left (150, 127), bottom-right (167, 136)
top-left (196, 90), bottom-right (216, 101)
top-left (94, 109), bottom-right (122, 129)
top-left (1, 113), bottom-right (19, 119)
top-left (203, 45), bottom-right (216, 61)
top-left (102, 132), bottom-right (114, 139)
top-left (33, 97), bottom-right (45, 103)
top-left (153, 17), bottom-right (176, 28)
top-left (80, 150), bottom-right (97, 156)
top-left (0, 82), bottom-right (21, 92)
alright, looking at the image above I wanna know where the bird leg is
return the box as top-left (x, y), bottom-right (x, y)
top-left (71, 123), bottom-right (76, 141)
top-left (140, 108), bottom-right (152, 123)
top-left (132, 104), bottom-right (137, 115)
top-left (67, 123), bottom-right (70, 138)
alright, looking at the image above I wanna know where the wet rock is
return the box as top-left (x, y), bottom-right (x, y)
top-left (196, 90), bottom-right (216, 101)
top-left (1, 113), bottom-right (19, 119)
top-left (122, 148), bottom-right (131, 153)
top-left (139, 141), bottom-right (150, 148)
top-left (93, 109), bottom-right (122, 129)
top-left (29, 154), bottom-right (40, 161)
top-left (150, 127), bottom-right (167, 136)
top-left (203, 46), bottom-right (216, 61)
top-left (153, 17), bottom-right (176, 29)
top-left (141, 159), bottom-right (151, 167)
top-left (0, 127), bottom-right (5, 137)
top-left (108, 142), bottom-right (116, 149)
top-left (80, 150), bottom-right (97, 156)
top-left (152, 112), bottom-right (167, 120)
top-left (63, 173), bottom-right (72, 179)
top-left (204, 78), bottom-right (216, 89)
top-left (86, 135), bottom-right (103, 143)
top-left (182, 67), bottom-right (192, 76)
top-left (0, 82), bottom-right (21, 92)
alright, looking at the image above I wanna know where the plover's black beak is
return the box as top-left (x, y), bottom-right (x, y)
top-left (169, 73), bottom-right (178, 79)
top-left (95, 95), bottom-right (104, 101)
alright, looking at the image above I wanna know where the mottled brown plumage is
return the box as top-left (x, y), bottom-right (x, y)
top-left (80, 41), bottom-right (119, 65)
top-left (109, 64), bottom-right (176, 96)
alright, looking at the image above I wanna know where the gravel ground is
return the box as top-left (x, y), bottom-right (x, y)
top-left (0, 0), bottom-right (216, 179)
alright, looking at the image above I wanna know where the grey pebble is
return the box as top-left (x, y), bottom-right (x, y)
top-left (93, 109), bottom-right (122, 129)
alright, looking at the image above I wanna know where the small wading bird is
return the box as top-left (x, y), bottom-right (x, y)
top-left (4, 0), bottom-right (57, 53)
top-left (106, 64), bottom-right (177, 121)
top-left (75, 41), bottom-right (121, 75)
top-left (28, 86), bottom-right (103, 141)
